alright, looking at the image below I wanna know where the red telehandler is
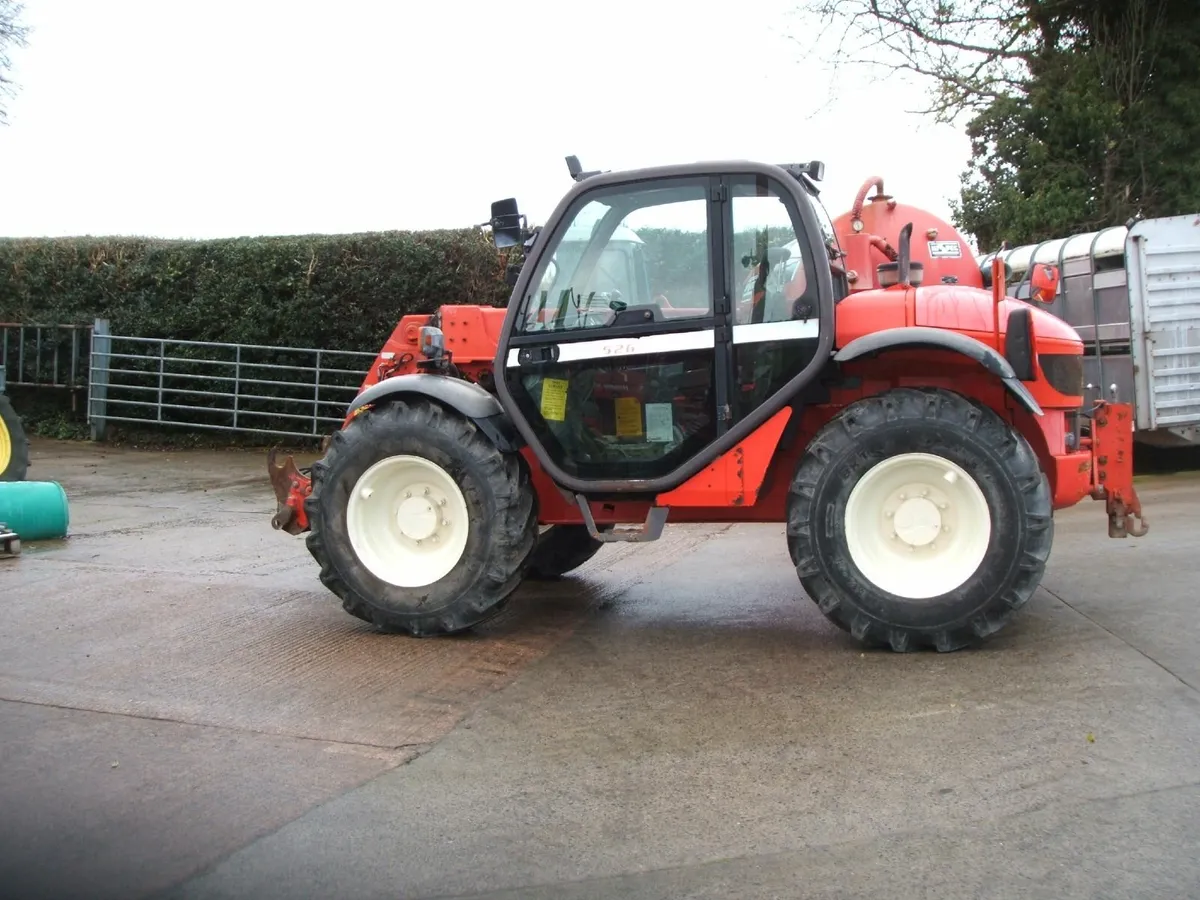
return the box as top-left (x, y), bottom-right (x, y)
top-left (268, 158), bottom-right (1148, 652)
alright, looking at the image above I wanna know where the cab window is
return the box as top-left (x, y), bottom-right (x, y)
top-left (518, 181), bottom-right (712, 334)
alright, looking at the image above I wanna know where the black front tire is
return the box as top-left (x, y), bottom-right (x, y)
top-left (304, 399), bottom-right (538, 636)
top-left (0, 395), bottom-right (30, 482)
top-left (787, 388), bottom-right (1053, 652)
top-left (525, 525), bottom-right (604, 580)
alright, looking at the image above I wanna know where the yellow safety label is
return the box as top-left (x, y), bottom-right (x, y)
top-left (540, 378), bottom-right (569, 422)
top-left (614, 396), bottom-right (643, 438)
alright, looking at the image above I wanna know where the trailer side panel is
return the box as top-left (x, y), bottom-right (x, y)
top-left (1127, 216), bottom-right (1200, 437)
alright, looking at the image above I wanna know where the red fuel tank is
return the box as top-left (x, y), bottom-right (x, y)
top-left (831, 177), bottom-right (984, 293)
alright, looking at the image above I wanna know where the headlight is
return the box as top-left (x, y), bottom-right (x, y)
top-left (1040, 354), bottom-right (1084, 396)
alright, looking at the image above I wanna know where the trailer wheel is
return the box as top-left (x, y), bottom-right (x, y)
top-left (786, 387), bottom-right (1053, 652)
top-left (525, 525), bottom-right (603, 580)
top-left (0, 394), bottom-right (30, 482)
top-left (304, 399), bottom-right (538, 636)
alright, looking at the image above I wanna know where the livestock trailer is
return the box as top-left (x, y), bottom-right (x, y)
top-left (981, 215), bottom-right (1200, 447)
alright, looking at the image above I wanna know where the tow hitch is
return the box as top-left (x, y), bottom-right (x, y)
top-left (1088, 400), bottom-right (1149, 538)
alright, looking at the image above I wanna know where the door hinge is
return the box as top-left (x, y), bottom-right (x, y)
top-left (715, 323), bottom-right (730, 342)
top-left (711, 184), bottom-right (728, 203)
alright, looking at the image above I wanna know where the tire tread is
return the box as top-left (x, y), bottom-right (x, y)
top-left (787, 387), bottom-right (1053, 652)
top-left (304, 399), bottom-right (537, 636)
top-left (0, 394), bottom-right (30, 482)
top-left (525, 525), bottom-right (604, 580)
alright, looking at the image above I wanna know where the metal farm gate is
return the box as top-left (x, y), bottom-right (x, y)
top-left (0, 323), bottom-right (93, 394)
top-left (85, 320), bottom-right (378, 441)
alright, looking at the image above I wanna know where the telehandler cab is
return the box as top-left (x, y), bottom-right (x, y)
top-left (268, 158), bottom-right (1148, 652)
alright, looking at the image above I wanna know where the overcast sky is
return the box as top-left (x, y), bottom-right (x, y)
top-left (0, 0), bottom-right (973, 241)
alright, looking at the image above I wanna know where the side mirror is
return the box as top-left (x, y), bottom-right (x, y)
top-left (1030, 263), bottom-right (1060, 304)
top-left (489, 198), bottom-right (525, 249)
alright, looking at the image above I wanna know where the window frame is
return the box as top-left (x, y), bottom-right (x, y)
top-left (495, 161), bottom-right (836, 496)
top-left (509, 175), bottom-right (719, 348)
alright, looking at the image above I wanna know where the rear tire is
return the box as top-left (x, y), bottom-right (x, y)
top-left (525, 525), bottom-right (603, 579)
top-left (0, 394), bottom-right (30, 482)
top-left (304, 399), bottom-right (538, 636)
top-left (787, 388), bottom-right (1053, 652)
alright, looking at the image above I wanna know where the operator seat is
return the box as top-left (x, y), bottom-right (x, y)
top-left (760, 254), bottom-right (813, 323)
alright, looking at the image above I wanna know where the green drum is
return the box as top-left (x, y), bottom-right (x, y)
top-left (0, 481), bottom-right (70, 541)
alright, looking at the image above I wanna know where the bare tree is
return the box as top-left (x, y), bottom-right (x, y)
top-left (794, 0), bottom-right (1070, 122)
top-left (0, 0), bottom-right (29, 125)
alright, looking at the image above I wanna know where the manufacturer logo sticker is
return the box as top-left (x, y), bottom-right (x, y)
top-left (928, 241), bottom-right (963, 258)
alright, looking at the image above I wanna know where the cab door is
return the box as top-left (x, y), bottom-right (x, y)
top-left (495, 162), bottom-right (835, 496)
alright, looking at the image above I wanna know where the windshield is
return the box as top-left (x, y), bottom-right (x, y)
top-left (519, 184), bottom-right (712, 333)
top-left (809, 192), bottom-right (841, 259)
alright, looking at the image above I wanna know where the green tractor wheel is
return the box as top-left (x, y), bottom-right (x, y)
top-left (0, 393), bottom-right (30, 482)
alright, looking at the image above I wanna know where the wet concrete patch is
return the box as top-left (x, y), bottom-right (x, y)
top-left (168, 515), bottom-right (1200, 899)
top-left (0, 700), bottom-right (407, 900)
top-left (3, 439), bottom-right (695, 898)
top-left (8, 440), bottom-right (1200, 900)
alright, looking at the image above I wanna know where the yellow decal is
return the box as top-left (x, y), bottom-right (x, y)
top-left (614, 396), bottom-right (643, 438)
top-left (540, 378), bottom-right (569, 422)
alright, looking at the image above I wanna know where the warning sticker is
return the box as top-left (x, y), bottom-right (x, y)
top-left (645, 403), bottom-right (675, 443)
top-left (540, 378), bottom-right (568, 422)
top-left (614, 396), bottom-right (643, 438)
top-left (928, 241), bottom-right (963, 259)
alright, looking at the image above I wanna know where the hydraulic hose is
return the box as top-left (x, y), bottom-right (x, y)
top-left (851, 176), bottom-right (886, 222)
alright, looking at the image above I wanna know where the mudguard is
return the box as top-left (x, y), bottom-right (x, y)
top-left (347, 373), bottom-right (524, 452)
top-left (834, 326), bottom-right (1043, 416)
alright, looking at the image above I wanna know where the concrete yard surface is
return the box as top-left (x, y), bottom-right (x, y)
top-left (1, 438), bottom-right (1198, 900)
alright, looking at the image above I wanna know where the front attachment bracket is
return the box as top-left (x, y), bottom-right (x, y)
top-left (1088, 400), bottom-right (1149, 538)
top-left (267, 448), bottom-right (313, 535)
top-left (574, 495), bottom-right (669, 543)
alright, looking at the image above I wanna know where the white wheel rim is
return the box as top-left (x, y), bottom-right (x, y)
top-left (345, 455), bottom-right (471, 588)
top-left (844, 452), bottom-right (992, 600)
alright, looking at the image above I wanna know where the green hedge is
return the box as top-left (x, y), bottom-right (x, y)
top-left (0, 229), bottom-right (518, 352)
top-left (0, 224), bottom-right (797, 349)
top-left (0, 225), bottom-right (793, 349)
top-left (0, 224), bottom-right (795, 445)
